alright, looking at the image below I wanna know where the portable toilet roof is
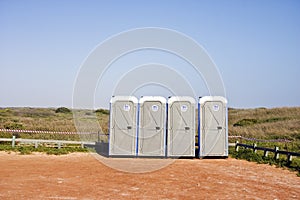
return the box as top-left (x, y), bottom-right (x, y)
top-left (138, 96), bottom-right (167, 157)
top-left (198, 96), bottom-right (228, 157)
top-left (138, 96), bottom-right (167, 104)
top-left (167, 96), bottom-right (195, 157)
top-left (199, 96), bottom-right (228, 105)
top-left (109, 96), bottom-right (138, 157)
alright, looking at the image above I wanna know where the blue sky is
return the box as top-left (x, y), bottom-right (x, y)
top-left (0, 0), bottom-right (299, 108)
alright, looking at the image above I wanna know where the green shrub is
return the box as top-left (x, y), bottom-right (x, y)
top-left (291, 133), bottom-right (300, 140)
top-left (95, 109), bottom-right (110, 115)
top-left (231, 148), bottom-right (264, 163)
top-left (18, 146), bottom-right (34, 155)
top-left (233, 119), bottom-right (258, 127)
top-left (233, 117), bottom-right (289, 127)
top-left (55, 107), bottom-right (71, 113)
top-left (230, 148), bottom-right (300, 175)
top-left (4, 122), bottom-right (24, 130)
top-left (264, 117), bottom-right (287, 123)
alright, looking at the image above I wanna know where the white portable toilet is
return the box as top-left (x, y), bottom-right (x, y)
top-left (167, 96), bottom-right (195, 157)
top-left (138, 96), bottom-right (166, 157)
top-left (198, 96), bottom-right (228, 157)
top-left (109, 96), bottom-right (138, 156)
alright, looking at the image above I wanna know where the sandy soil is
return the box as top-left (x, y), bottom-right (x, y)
top-left (0, 152), bottom-right (299, 200)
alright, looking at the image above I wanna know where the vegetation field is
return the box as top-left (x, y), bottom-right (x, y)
top-left (228, 107), bottom-right (300, 154)
top-left (1, 106), bottom-right (299, 140)
top-left (229, 107), bottom-right (300, 140)
top-left (0, 107), bottom-right (109, 140)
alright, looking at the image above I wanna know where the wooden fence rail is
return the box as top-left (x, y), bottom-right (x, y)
top-left (0, 136), bottom-right (95, 149)
top-left (235, 141), bottom-right (300, 162)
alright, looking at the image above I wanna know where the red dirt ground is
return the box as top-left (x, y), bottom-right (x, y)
top-left (0, 152), bottom-right (299, 200)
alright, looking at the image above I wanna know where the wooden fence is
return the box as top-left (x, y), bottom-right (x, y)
top-left (235, 141), bottom-right (300, 162)
top-left (0, 136), bottom-right (95, 149)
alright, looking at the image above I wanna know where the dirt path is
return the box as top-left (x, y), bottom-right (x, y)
top-left (0, 152), bottom-right (299, 199)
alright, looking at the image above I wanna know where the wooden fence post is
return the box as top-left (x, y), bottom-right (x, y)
top-left (235, 141), bottom-right (239, 152)
top-left (12, 135), bottom-right (16, 148)
top-left (264, 150), bottom-right (269, 157)
top-left (253, 143), bottom-right (257, 153)
top-left (274, 146), bottom-right (279, 160)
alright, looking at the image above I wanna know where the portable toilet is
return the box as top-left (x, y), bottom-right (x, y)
top-left (198, 96), bottom-right (228, 157)
top-left (167, 96), bottom-right (195, 157)
top-left (138, 96), bottom-right (166, 157)
top-left (109, 96), bottom-right (138, 156)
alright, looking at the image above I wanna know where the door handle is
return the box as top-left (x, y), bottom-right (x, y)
top-left (156, 127), bottom-right (160, 130)
top-left (127, 126), bottom-right (132, 129)
top-left (185, 127), bottom-right (190, 130)
top-left (217, 126), bottom-right (222, 130)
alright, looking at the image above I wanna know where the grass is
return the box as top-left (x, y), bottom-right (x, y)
top-left (0, 107), bottom-right (109, 140)
top-left (0, 107), bottom-right (74, 132)
top-left (0, 143), bottom-right (90, 155)
top-left (1, 106), bottom-right (299, 139)
top-left (229, 107), bottom-right (300, 140)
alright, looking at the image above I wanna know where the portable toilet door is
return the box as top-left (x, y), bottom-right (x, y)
top-left (167, 96), bottom-right (195, 157)
top-left (198, 96), bottom-right (228, 157)
top-left (109, 96), bottom-right (138, 156)
top-left (138, 96), bottom-right (166, 157)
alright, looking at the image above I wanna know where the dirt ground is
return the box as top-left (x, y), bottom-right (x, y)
top-left (0, 152), bottom-right (299, 200)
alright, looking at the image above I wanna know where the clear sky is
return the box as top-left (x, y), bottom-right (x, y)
top-left (1, 0), bottom-right (300, 109)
